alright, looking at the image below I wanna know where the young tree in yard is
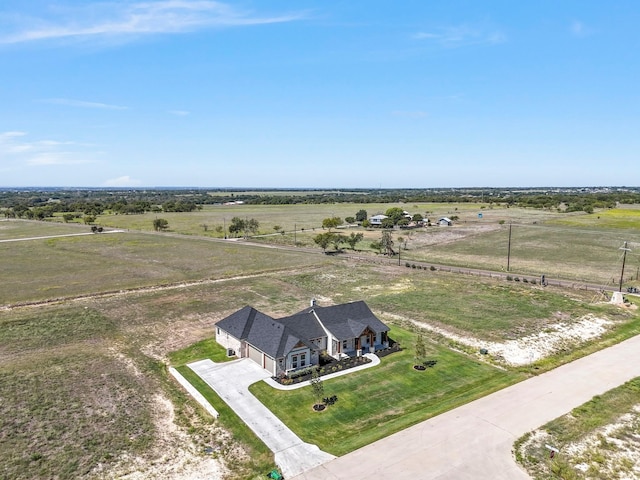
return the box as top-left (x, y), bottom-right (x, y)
top-left (153, 218), bottom-right (169, 231)
top-left (415, 333), bottom-right (426, 366)
top-left (346, 232), bottom-right (363, 250)
top-left (355, 209), bottom-right (368, 223)
top-left (344, 216), bottom-right (355, 224)
top-left (310, 368), bottom-right (325, 408)
top-left (83, 215), bottom-right (96, 224)
top-left (412, 213), bottom-right (424, 223)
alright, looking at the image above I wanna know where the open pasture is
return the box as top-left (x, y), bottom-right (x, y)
top-left (0, 222), bottom-right (326, 305)
top-left (82, 202), bottom-right (491, 236)
top-left (0, 219), bottom-right (90, 240)
top-left (406, 222), bottom-right (640, 286)
top-left (546, 206), bottom-right (640, 229)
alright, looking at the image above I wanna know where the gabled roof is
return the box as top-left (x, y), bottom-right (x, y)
top-left (277, 311), bottom-right (326, 340)
top-left (245, 314), bottom-right (315, 359)
top-left (311, 300), bottom-right (389, 341)
top-left (216, 306), bottom-right (315, 359)
top-left (216, 305), bottom-right (272, 340)
top-left (217, 301), bottom-right (389, 357)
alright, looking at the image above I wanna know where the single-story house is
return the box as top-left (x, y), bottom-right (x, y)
top-left (369, 214), bottom-right (388, 226)
top-left (215, 300), bottom-right (390, 376)
top-left (438, 217), bottom-right (452, 226)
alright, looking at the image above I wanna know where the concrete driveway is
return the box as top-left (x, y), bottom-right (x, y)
top-left (188, 358), bottom-right (335, 478)
top-left (293, 333), bottom-right (640, 480)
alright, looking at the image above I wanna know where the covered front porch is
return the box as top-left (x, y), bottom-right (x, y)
top-left (340, 329), bottom-right (389, 358)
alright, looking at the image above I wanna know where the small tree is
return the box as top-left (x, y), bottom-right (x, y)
top-left (153, 218), bottom-right (169, 231)
top-left (314, 232), bottom-right (337, 252)
top-left (83, 215), bottom-right (96, 225)
top-left (322, 217), bottom-right (341, 230)
top-left (355, 209), bottom-right (368, 223)
top-left (380, 230), bottom-right (395, 256)
top-left (62, 213), bottom-right (75, 223)
top-left (344, 216), bottom-right (355, 224)
top-left (415, 333), bottom-right (426, 366)
top-left (310, 368), bottom-right (324, 407)
top-left (346, 232), bottom-right (363, 250)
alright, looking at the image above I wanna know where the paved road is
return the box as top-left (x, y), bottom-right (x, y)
top-left (294, 333), bottom-right (640, 480)
top-left (188, 358), bottom-right (335, 478)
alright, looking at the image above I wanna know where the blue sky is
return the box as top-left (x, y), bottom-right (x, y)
top-left (1, 1), bottom-right (639, 188)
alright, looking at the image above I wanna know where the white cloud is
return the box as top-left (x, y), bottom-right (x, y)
top-left (169, 110), bottom-right (190, 116)
top-left (41, 98), bottom-right (128, 110)
top-left (0, 130), bottom-right (98, 167)
top-left (0, 1), bottom-right (306, 45)
top-left (26, 152), bottom-right (94, 166)
top-left (413, 25), bottom-right (506, 48)
top-left (103, 175), bottom-right (141, 187)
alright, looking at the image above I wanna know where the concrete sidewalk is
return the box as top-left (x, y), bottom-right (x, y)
top-left (188, 358), bottom-right (335, 478)
top-left (294, 333), bottom-right (640, 480)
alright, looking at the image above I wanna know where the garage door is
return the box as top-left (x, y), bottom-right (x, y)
top-left (264, 356), bottom-right (275, 375)
top-left (248, 344), bottom-right (263, 367)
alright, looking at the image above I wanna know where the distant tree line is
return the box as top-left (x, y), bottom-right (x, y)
top-left (2, 187), bottom-right (640, 219)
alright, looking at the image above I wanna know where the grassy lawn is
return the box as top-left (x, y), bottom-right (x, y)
top-left (168, 338), bottom-right (234, 365)
top-left (250, 325), bottom-right (524, 456)
top-left (515, 377), bottom-right (640, 480)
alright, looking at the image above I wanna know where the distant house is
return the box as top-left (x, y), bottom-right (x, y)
top-left (438, 217), bottom-right (452, 226)
top-left (215, 300), bottom-right (390, 376)
top-left (369, 214), bottom-right (388, 226)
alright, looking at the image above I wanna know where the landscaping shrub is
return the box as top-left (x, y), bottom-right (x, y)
top-left (430, 266), bottom-right (436, 271)
top-left (506, 275), bottom-right (513, 281)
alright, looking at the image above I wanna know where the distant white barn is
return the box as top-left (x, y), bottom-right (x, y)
top-left (438, 217), bottom-right (452, 226)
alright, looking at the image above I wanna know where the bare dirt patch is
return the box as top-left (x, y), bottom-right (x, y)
top-left (93, 394), bottom-right (228, 480)
top-left (387, 313), bottom-right (614, 366)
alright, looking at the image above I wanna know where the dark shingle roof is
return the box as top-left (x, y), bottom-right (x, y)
top-left (312, 300), bottom-right (389, 341)
top-left (245, 315), bottom-right (315, 359)
top-left (277, 311), bottom-right (326, 340)
top-left (216, 306), bottom-right (272, 340)
top-left (216, 301), bottom-right (389, 358)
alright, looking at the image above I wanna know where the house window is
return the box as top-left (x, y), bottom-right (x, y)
top-left (300, 353), bottom-right (306, 367)
top-left (342, 340), bottom-right (348, 349)
top-left (292, 355), bottom-right (298, 369)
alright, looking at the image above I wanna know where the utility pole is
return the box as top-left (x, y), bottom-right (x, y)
top-left (619, 241), bottom-right (630, 292)
top-left (294, 223), bottom-right (297, 246)
top-left (507, 223), bottom-right (512, 272)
